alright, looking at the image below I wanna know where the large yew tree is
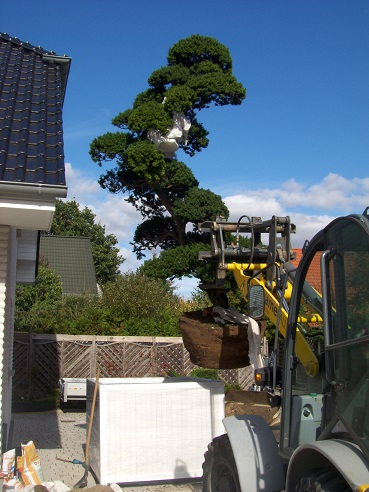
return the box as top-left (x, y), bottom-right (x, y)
top-left (90, 35), bottom-right (246, 282)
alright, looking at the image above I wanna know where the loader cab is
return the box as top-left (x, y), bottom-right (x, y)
top-left (280, 209), bottom-right (369, 467)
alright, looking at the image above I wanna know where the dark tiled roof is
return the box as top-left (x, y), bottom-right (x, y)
top-left (0, 33), bottom-right (71, 186)
top-left (39, 236), bottom-right (98, 295)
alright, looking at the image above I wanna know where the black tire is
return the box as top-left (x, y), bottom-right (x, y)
top-left (202, 434), bottom-right (241, 492)
top-left (296, 469), bottom-right (350, 492)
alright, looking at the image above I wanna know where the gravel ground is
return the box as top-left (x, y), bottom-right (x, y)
top-left (9, 409), bottom-right (202, 492)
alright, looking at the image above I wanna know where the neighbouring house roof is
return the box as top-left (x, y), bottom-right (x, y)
top-left (291, 248), bottom-right (322, 293)
top-left (39, 236), bottom-right (98, 295)
top-left (0, 33), bottom-right (71, 229)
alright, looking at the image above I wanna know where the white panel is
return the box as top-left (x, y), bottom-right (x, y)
top-left (15, 260), bottom-right (36, 284)
top-left (17, 230), bottom-right (38, 260)
top-left (0, 200), bottom-right (55, 230)
top-left (16, 230), bottom-right (38, 284)
top-left (87, 377), bottom-right (225, 485)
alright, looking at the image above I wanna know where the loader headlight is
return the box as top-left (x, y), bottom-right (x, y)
top-left (255, 371), bottom-right (264, 384)
top-left (254, 366), bottom-right (282, 387)
top-left (254, 367), bottom-right (270, 387)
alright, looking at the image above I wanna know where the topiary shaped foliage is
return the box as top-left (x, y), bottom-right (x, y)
top-left (90, 34), bottom-right (246, 282)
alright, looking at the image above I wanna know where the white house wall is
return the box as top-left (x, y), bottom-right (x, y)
top-left (0, 226), bottom-right (17, 452)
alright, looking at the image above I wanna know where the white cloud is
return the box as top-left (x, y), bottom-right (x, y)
top-left (286, 212), bottom-right (334, 247)
top-left (224, 194), bottom-right (285, 220)
top-left (65, 162), bottom-right (141, 245)
top-left (224, 173), bottom-right (369, 247)
top-left (226, 173), bottom-right (369, 215)
top-left (118, 246), bottom-right (142, 272)
top-left (89, 195), bottom-right (142, 245)
top-left (282, 173), bottom-right (363, 211)
top-left (65, 162), bottom-right (101, 198)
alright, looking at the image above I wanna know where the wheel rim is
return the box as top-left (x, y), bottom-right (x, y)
top-left (211, 459), bottom-right (238, 492)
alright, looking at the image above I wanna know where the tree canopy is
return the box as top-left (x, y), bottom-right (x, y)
top-left (90, 34), bottom-right (246, 283)
top-left (43, 199), bottom-right (124, 284)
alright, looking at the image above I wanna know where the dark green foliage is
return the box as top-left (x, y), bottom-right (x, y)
top-left (133, 217), bottom-right (178, 258)
top-left (126, 139), bottom-right (166, 181)
top-left (16, 265), bottom-right (62, 311)
top-left (90, 131), bottom-right (135, 163)
top-left (148, 65), bottom-right (190, 88)
top-left (163, 85), bottom-right (195, 113)
top-left (184, 118), bottom-right (209, 156)
top-left (15, 265), bottom-right (63, 331)
top-left (45, 199), bottom-right (123, 284)
top-left (101, 272), bottom-right (181, 336)
top-left (191, 367), bottom-right (219, 380)
top-left (173, 188), bottom-right (228, 223)
top-left (90, 34), bottom-right (246, 289)
top-left (224, 383), bottom-right (242, 394)
top-left (128, 101), bottom-right (173, 135)
top-left (167, 35), bottom-right (233, 72)
top-left (15, 272), bottom-right (182, 337)
top-left (160, 160), bottom-right (198, 191)
top-left (140, 243), bottom-right (210, 280)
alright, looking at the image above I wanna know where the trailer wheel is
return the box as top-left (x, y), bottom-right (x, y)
top-left (202, 434), bottom-right (241, 492)
top-left (296, 469), bottom-right (350, 492)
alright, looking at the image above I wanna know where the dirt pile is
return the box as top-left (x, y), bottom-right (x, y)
top-left (225, 390), bottom-right (280, 425)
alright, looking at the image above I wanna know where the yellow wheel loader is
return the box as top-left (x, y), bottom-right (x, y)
top-left (196, 209), bottom-right (369, 491)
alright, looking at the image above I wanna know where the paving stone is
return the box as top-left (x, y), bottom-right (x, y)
top-left (10, 410), bottom-right (202, 492)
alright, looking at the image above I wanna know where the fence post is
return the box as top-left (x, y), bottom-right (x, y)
top-left (122, 341), bottom-right (126, 376)
top-left (60, 340), bottom-right (64, 376)
top-left (151, 338), bottom-right (157, 376)
top-left (90, 338), bottom-right (96, 377)
top-left (27, 332), bottom-right (33, 399)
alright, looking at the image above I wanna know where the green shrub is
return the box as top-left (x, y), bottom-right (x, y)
top-left (224, 383), bottom-right (242, 394)
top-left (191, 368), bottom-right (219, 380)
top-left (15, 271), bottom-right (183, 336)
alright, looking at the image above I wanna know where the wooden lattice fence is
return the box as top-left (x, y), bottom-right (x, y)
top-left (13, 333), bottom-right (255, 399)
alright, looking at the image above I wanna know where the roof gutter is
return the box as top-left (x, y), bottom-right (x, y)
top-left (42, 54), bottom-right (71, 105)
top-left (0, 182), bottom-right (67, 201)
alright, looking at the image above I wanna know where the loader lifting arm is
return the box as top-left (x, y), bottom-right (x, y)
top-left (198, 215), bottom-right (321, 377)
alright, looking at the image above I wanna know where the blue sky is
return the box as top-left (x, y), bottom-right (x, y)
top-left (3, 1), bottom-right (369, 296)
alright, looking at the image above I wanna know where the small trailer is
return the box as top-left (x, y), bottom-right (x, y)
top-left (59, 378), bottom-right (87, 404)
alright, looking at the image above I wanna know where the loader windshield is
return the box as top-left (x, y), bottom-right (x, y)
top-left (284, 212), bottom-right (369, 459)
top-left (324, 217), bottom-right (369, 455)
